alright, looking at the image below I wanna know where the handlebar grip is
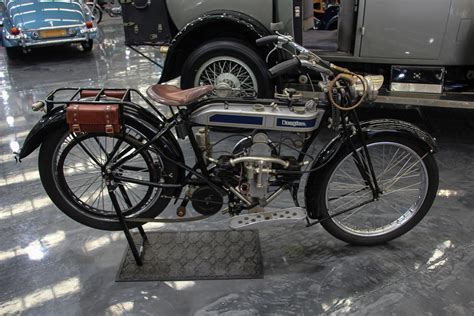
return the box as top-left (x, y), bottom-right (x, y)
top-left (268, 57), bottom-right (300, 78)
top-left (256, 35), bottom-right (279, 46)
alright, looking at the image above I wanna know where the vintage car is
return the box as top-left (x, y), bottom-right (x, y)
top-left (120, 0), bottom-right (474, 108)
top-left (0, 0), bottom-right (98, 58)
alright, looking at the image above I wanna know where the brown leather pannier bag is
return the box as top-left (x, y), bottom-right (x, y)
top-left (66, 104), bottom-right (121, 135)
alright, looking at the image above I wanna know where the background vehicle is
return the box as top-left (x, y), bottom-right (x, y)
top-left (0, 0), bottom-right (97, 58)
top-left (120, 0), bottom-right (474, 108)
top-left (312, 0), bottom-right (340, 30)
top-left (87, 0), bottom-right (122, 24)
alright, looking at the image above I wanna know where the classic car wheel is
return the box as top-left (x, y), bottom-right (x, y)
top-left (81, 40), bottom-right (94, 52)
top-left (181, 40), bottom-right (272, 98)
top-left (6, 47), bottom-right (22, 59)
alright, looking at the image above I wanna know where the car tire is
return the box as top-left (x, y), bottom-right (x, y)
top-left (81, 39), bottom-right (94, 52)
top-left (180, 40), bottom-right (273, 98)
top-left (6, 47), bottom-right (22, 59)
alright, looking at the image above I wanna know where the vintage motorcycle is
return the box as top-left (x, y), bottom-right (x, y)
top-left (17, 35), bottom-right (439, 246)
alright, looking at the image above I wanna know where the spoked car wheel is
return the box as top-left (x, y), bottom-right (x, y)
top-left (181, 40), bottom-right (272, 98)
top-left (308, 135), bottom-right (439, 245)
top-left (39, 122), bottom-right (176, 231)
top-left (194, 56), bottom-right (259, 97)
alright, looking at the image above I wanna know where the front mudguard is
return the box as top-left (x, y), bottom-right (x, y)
top-left (18, 104), bottom-right (186, 193)
top-left (304, 119), bottom-right (438, 219)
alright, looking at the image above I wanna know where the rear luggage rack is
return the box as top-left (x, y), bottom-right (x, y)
top-left (36, 88), bottom-right (166, 120)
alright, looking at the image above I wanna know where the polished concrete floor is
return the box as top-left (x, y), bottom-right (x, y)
top-left (1, 18), bottom-right (474, 315)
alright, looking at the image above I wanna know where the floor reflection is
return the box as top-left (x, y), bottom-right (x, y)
top-left (0, 230), bottom-right (65, 262)
top-left (2, 277), bottom-right (81, 312)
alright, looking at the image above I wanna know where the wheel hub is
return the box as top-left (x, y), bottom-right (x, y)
top-left (215, 82), bottom-right (233, 98)
top-left (216, 73), bottom-right (241, 88)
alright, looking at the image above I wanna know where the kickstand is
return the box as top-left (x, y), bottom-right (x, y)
top-left (108, 185), bottom-right (148, 266)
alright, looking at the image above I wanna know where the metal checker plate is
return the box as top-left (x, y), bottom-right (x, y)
top-left (116, 230), bottom-right (263, 281)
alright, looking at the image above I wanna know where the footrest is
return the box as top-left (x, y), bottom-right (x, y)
top-left (229, 207), bottom-right (307, 229)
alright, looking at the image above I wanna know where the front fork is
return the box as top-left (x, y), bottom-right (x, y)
top-left (341, 111), bottom-right (382, 200)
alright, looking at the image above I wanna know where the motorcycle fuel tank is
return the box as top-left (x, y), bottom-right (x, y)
top-left (190, 101), bottom-right (325, 132)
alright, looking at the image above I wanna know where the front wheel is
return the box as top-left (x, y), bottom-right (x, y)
top-left (180, 40), bottom-right (273, 98)
top-left (307, 135), bottom-right (439, 246)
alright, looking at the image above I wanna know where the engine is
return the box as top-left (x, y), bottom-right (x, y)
top-left (190, 124), bottom-right (307, 216)
top-left (211, 132), bottom-right (301, 206)
top-left (189, 99), bottom-right (325, 132)
top-left (189, 97), bottom-right (324, 212)
top-left (236, 133), bottom-right (274, 199)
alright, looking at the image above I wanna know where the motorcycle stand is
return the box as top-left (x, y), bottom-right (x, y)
top-left (107, 185), bottom-right (148, 266)
top-left (106, 184), bottom-right (264, 281)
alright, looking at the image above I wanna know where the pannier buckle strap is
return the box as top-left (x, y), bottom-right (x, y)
top-left (72, 124), bottom-right (82, 133)
top-left (105, 125), bottom-right (114, 135)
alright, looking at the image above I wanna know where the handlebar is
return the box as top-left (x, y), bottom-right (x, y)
top-left (268, 57), bottom-right (300, 78)
top-left (256, 35), bottom-right (279, 47)
top-left (255, 35), bottom-right (383, 107)
top-left (256, 35), bottom-right (333, 76)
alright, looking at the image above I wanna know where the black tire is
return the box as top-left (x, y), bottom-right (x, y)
top-left (6, 47), bottom-right (22, 59)
top-left (87, 3), bottom-right (103, 23)
top-left (181, 40), bottom-right (273, 98)
top-left (38, 119), bottom-right (178, 231)
top-left (306, 135), bottom-right (439, 246)
top-left (81, 39), bottom-right (94, 52)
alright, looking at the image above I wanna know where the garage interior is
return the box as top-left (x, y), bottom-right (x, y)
top-left (1, 7), bottom-right (474, 316)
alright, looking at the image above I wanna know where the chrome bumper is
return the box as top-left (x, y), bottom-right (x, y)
top-left (23, 37), bottom-right (90, 47)
top-left (4, 26), bottom-right (97, 48)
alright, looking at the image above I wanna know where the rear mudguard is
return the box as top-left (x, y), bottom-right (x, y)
top-left (18, 104), bottom-right (186, 192)
top-left (303, 119), bottom-right (438, 219)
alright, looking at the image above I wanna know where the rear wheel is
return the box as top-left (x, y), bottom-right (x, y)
top-left (81, 39), bottom-right (94, 52)
top-left (38, 120), bottom-right (177, 231)
top-left (6, 47), bottom-right (22, 59)
top-left (181, 40), bottom-right (272, 98)
top-left (307, 135), bottom-right (439, 245)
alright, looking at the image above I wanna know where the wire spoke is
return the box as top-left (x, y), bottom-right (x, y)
top-left (326, 141), bottom-right (429, 236)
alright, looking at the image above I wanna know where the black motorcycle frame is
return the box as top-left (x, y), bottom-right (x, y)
top-left (17, 86), bottom-right (438, 265)
top-left (19, 87), bottom-right (437, 215)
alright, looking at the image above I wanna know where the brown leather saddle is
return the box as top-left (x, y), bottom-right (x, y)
top-left (147, 84), bottom-right (214, 106)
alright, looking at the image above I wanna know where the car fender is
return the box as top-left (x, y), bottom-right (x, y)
top-left (303, 119), bottom-right (437, 219)
top-left (159, 10), bottom-right (271, 83)
top-left (0, 18), bottom-right (16, 47)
